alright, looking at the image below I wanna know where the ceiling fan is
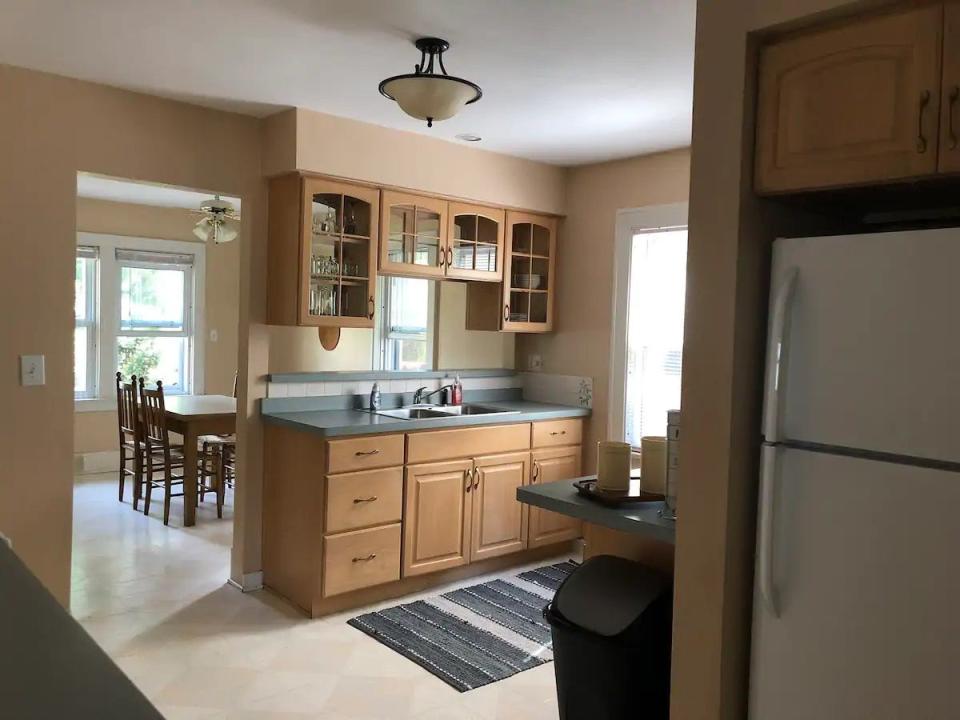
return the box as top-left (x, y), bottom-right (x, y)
top-left (191, 195), bottom-right (240, 244)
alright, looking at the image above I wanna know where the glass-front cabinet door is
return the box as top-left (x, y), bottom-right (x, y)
top-left (300, 177), bottom-right (379, 327)
top-left (502, 212), bottom-right (557, 332)
top-left (379, 190), bottom-right (447, 278)
top-left (446, 203), bottom-right (505, 282)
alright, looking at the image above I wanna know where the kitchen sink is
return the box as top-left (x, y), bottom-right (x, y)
top-left (374, 404), bottom-right (519, 420)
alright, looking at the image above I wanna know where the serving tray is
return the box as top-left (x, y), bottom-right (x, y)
top-left (573, 479), bottom-right (664, 507)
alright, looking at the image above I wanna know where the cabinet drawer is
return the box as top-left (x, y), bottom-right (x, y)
top-left (326, 467), bottom-right (403, 534)
top-left (532, 419), bottom-right (582, 448)
top-left (323, 523), bottom-right (401, 597)
top-left (327, 434), bottom-right (404, 474)
top-left (407, 423), bottom-right (530, 464)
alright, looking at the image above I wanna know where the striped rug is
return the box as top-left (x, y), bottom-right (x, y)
top-left (347, 561), bottom-right (577, 692)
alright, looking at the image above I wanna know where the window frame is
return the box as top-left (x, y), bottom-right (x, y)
top-left (75, 232), bottom-right (205, 411)
top-left (74, 247), bottom-right (99, 400)
top-left (607, 203), bottom-right (688, 445)
top-left (372, 275), bottom-right (437, 372)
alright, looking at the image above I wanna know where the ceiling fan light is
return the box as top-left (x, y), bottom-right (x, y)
top-left (193, 216), bottom-right (211, 242)
top-left (216, 217), bottom-right (240, 244)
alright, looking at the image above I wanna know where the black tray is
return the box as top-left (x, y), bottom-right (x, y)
top-left (573, 479), bottom-right (664, 507)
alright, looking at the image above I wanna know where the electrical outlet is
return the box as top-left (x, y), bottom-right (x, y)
top-left (528, 354), bottom-right (543, 371)
top-left (20, 354), bottom-right (45, 386)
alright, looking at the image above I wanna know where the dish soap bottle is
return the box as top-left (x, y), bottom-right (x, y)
top-left (370, 382), bottom-right (381, 411)
top-left (451, 375), bottom-right (463, 405)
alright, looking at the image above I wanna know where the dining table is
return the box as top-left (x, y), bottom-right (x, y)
top-left (162, 394), bottom-right (237, 526)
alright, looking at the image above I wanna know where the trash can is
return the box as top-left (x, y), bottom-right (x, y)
top-left (544, 555), bottom-right (672, 720)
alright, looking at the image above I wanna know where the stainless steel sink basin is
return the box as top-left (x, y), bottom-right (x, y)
top-left (374, 404), bottom-right (519, 420)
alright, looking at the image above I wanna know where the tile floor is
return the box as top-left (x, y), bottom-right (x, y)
top-left (72, 474), bottom-right (561, 719)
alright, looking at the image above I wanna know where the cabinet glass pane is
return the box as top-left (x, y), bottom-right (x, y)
top-left (311, 193), bottom-right (340, 234)
top-left (452, 241), bottom-right (475, 270)
top-left (308, 279), bottom-right (338, 317)
top-left (389, 205), bottom-right (416, 235)
top-left (342, 195), bottom-right (371, 237)
top-left (531, 256), bottom-right (549, 291)
top-left (476, 243), bottom-right (497, 273)
top-left (415, 208), bottom-right (441, 239)
top-left (341, 237), bottom-right (369, 280)
top-left (532, 224), bottom-right (551, 256)
top-left (340, 283), bottom-right (368, 318)
top-left (509, 290), bottom-right (529, 323)
top-left (388, 233), bottom-right (415, 264)
top-left (510, 254), bottom-right (533, 289)
top-left (453, 215), bottom-right (477, 242)
top-left (477, 216), bottom-right (498, 245)
top-left (414, 236), bottom-right (440, 267)
top-left (310, 233), bottom-right (339, 280)
top-left (530, 292), bottom-right (548, 324)
top-left (512, 223), bottom-right (532, 253)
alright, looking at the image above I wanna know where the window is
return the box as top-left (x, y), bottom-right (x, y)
top-left (116, 249), bottom-right (195, 394)
top-left (624, 230), bottom-right (687, 444)
top-left (608, 204), bottom-right (688, 446)
top-left (74, 233), bottom-right (204, 407)
top-left (74, 246), bottom-right (99, 399)
top-left (374, 276), bottom-right (436, 371)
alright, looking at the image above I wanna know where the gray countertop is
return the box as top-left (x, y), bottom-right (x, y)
top-left (261, 399), bottom-right (590, 437)
top-left (518, 476), bottom-right (677, 545)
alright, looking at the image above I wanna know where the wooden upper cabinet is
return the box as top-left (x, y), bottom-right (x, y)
top-left (755, 5), bottom-right (943, 194)
top-left (470, 452), bottom-right (529, 562)
top-left (267, 174), bottom-right (379, 328)
top-left (939, 2), bottom-right (960, 173)
top-left (379, 190), bottom-right (448, 279)
top-left (446, 203), bottom-right (505, 282)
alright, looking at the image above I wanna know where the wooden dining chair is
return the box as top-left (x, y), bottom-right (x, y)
top-left (200, 371), bottom-right (238, 502)
top-left (138, 379), bottom-right (223, 525)
top-left (115, 372), bottom-right (142, 504)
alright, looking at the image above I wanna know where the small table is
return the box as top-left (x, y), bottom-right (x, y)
top-left (517, 475), bottom-right (676, 545)
top-left (163, 394), bottom-right (236, 526)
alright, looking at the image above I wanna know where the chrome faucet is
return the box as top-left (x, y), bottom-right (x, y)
top-left (413, 385), bottom-right (453, 405)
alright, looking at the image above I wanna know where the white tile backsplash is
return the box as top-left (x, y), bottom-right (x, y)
top-left (304, 382), bottom-right (325, 396)
top-left (267, 373), bottom-right (525, 401)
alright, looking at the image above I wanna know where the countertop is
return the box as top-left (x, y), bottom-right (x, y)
top-left (517, 476), bottom-right (677, 545)
top-left (261, 399), bottom-right (590, 438)
top-left (0, 541), bottom-right (164, 719)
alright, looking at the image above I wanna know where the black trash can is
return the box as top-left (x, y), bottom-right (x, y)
top-left (544, 555), bottom-right (672, 720)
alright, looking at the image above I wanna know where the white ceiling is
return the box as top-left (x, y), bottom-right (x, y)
top-left (0, 0), bottom-right (695, 166)
top-left (77, 174), bottom-right (241, 211)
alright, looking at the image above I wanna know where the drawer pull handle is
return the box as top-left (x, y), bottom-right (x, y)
top-left (473, 468), bottom-right (481, 490)
top-left (532, 461), bottom-right (540, 483)
top-left (550, 430), bottom-right (567, 436)
top-left (352, 553), bottom-right (377, 563)
top-left (355, 449), bottom-right (380, 457)
top-left (353, 496), bottom-right (378, 504)
top-left (949, 85), bottom-right (959, 150)
top-left (464, 468), bottom-right (473, 493)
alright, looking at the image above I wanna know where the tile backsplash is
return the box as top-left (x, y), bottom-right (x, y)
top-left (266, 370), bottom-right (592, 408)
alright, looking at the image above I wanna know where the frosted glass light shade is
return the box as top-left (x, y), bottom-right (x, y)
top-left (380, 75), bottom-right (480, 125)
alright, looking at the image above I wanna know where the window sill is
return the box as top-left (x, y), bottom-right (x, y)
top-left (75, 398), bottom-right (115, 413)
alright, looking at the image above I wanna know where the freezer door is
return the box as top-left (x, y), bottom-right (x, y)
top-left (749, 447), bottom-right (960, 720)
top-left (767, 228), bottom-right (960, 463)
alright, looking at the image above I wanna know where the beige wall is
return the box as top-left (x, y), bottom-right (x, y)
top-left (74, 198), bottom-right (241, 454)
top-left (436, 282), bottom-right (515, 369)
top-left (670, 2), bottom-right (864, 719)
top-left (0, 63), bottom-right (265, 605)
top-left (517, 149), bottom-right (691, 472)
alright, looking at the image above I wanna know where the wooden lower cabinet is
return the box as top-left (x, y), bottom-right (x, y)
top-left (403, 459), bottom-right (473, 577)
top-left (528, 445), bottom-right (583, 548)
top-left (323, 523), bottom-right (402, 597)
top-left (471, 452), bottom-right (529, 562)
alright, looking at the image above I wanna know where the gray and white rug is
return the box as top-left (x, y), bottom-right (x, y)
top-left (347, 561), bottom-right (577, 692)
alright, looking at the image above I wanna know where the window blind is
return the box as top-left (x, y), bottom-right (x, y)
top-left (115, 248), bottom-right (194, 267)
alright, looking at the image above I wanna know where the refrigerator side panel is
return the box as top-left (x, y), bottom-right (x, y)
top-left (748, 447), bottom-right (960, 720)
top-left (770, 228), bottom-right (960, 463)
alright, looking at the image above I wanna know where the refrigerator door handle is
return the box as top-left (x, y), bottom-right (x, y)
top-left (758, 445), bottom-right (780, 618)
top-left (762, 267), bottom-right (798, 443)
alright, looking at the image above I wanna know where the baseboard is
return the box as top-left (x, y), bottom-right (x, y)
top-left (228, 571), bottom-right (264, 593)
top-left (75, 450), bottom-right (121, 476)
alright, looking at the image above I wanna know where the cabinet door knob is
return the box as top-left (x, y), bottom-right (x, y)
top-left (355, 449), bottom-right (380, 457)
top-left (917, 89), bottom-right (931, 154)
top-left (352, 553), bottom-right (377, 563)
top-left (353, 496), bottom-right (378, 504)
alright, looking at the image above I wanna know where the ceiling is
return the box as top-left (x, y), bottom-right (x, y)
top-left (77, 174), bottom-right (241, 211)
top-left (0, 1), bottom-right (695, 166)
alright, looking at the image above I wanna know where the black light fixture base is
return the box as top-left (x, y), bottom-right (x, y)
top-left (414, 37), bottom-right (450, 55)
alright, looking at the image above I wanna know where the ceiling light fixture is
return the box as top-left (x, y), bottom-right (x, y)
top-left (456, 133), bottom-right (482, 142)
top-left (191, 195), bottom-right (240, 244)
top-left (379, 37), bottom-right (482, 127)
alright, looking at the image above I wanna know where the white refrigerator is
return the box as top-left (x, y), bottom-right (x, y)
top-left (749, 228), bottom-right (960, 719)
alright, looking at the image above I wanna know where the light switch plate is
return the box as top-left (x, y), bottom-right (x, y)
top-left (20, 354), bottom-right (45, 386)
top-left (528, 354), bottom-right (543, 371)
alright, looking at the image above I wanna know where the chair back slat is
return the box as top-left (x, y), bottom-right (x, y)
top-left (138, 378), bottom-right (169, 450)
top-left (116, 372), bottom-right (139, 436)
